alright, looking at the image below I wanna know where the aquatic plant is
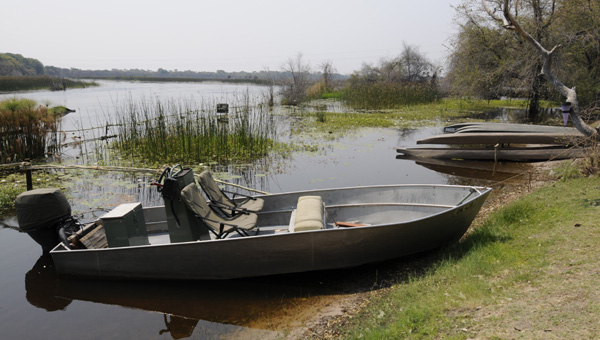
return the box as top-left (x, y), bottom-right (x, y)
top-left (113, 96), bottom-right (279, 165)
top-left (342, 82), bottom-right (440, 110)
top-left (0, 98), bottom-right (61, 163)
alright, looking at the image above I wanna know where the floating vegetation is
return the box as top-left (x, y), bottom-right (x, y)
top-left (113, 96), bottom-right (281, 165)
top-left (290, 98), bottom-right (534, 138)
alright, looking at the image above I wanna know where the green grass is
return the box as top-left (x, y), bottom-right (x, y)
top-left (320, 91), bottom-right (343, 99)
top-left (338, 177), bottom-right (600, 339)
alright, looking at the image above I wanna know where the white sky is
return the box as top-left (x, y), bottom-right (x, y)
top-left (3, 0), bottom-right (461, 74)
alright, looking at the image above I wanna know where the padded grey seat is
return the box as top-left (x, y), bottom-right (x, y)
top-left (180, 183), bottom-right (258, 239)
top-left (198, 171), bottom-right (264, 216)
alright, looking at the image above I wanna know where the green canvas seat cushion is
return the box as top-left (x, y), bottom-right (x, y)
top-left (236, 197), bottom-right (263, 212)
top-left (180, 183), bottom-right (257, 236)
top-left (293, 196), bottom-right (325, 231)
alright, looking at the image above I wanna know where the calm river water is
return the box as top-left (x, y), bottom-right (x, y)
top-left (0, 81), bottom-right (535, 339)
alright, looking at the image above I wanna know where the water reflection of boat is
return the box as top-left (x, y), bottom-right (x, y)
top-left (396, 155), bottom-right (531, 182)
top-left (25, 256), bottom-right (72, 311)
top-left (23, 254), bottom-right (332, 337)
top-left (18, 168), bottom-right (490, 280)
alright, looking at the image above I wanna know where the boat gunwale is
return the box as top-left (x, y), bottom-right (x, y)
top-left (252, 183), bottom-right (490, 199)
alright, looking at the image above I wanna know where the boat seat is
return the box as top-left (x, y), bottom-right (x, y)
top-left (198, 170), bottom-right (264, 217)
top-left (289, 196), bottom-right (326, 232)
top-left (181, 183), bottom-right (258, 239)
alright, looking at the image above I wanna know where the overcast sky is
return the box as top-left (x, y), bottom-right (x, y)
top-left (3, 0), bottom-right (461, 74)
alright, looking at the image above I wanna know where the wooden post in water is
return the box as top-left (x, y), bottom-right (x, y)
top-left (24, 159), bottom-right (33, 191)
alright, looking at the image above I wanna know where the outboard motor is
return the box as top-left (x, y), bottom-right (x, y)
top-left (16, 188), bottom-right (75, 254)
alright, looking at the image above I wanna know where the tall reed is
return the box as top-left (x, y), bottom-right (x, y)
top-left (342, 82), bottom-right (440, 110)
top-left (0, 98), bottom-right (60, 163)
top-left (114, 96), bottom-right (277, 165)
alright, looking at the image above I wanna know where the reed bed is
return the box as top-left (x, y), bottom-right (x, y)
top-left (342, 82), bottom-right (440, 110)
top-left (113, 97), bottom-right (277, 165)
top-left (0, 98), bottom-right (60, 163)
top-left (0, 76), bottom-right (96, 92)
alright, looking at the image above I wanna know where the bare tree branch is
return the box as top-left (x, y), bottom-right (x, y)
top-left (482, 0), bottom-right (599, 138)
top-left (482, 0), bottom-right (510, 27)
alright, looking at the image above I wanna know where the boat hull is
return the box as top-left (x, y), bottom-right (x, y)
top-left (417, 132), bottom-right (583, 146)
top-left (51, 185), bottom-right (491, 280)
top-left (397, 146), bottom-right (587, 161)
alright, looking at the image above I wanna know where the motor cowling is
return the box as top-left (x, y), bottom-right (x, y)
top-left (16, 188), bottom-right (72, 254)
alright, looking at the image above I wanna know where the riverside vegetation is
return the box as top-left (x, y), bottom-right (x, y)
top-left (0, 95), bottom-right (557, 213)
top-left (0, 98), bottom-right (63, 163)
top-left (313, 174), bottom-right (600, 339)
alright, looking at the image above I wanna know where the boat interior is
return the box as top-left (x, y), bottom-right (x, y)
top-left (60, 168), bottom-right (482, 251)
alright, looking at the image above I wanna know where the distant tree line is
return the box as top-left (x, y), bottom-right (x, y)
top-left (2, 50), bottom-right (442, 110)
top-left (0, 53), bottom-right (45, 76)
top-left (0, 52), bottom-right (348, 86)
top-left (43, 65), bottom-right (330, 82)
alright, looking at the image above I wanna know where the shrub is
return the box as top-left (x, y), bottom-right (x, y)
top-left (0, 98), bottom-right (60, 163)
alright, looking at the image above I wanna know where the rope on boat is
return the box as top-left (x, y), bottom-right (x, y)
top-left (2, 162), bottom-right (271, 195)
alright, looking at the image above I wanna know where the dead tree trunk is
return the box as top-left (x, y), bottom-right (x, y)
top-left (483, 0), bottom-right (600, 139)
